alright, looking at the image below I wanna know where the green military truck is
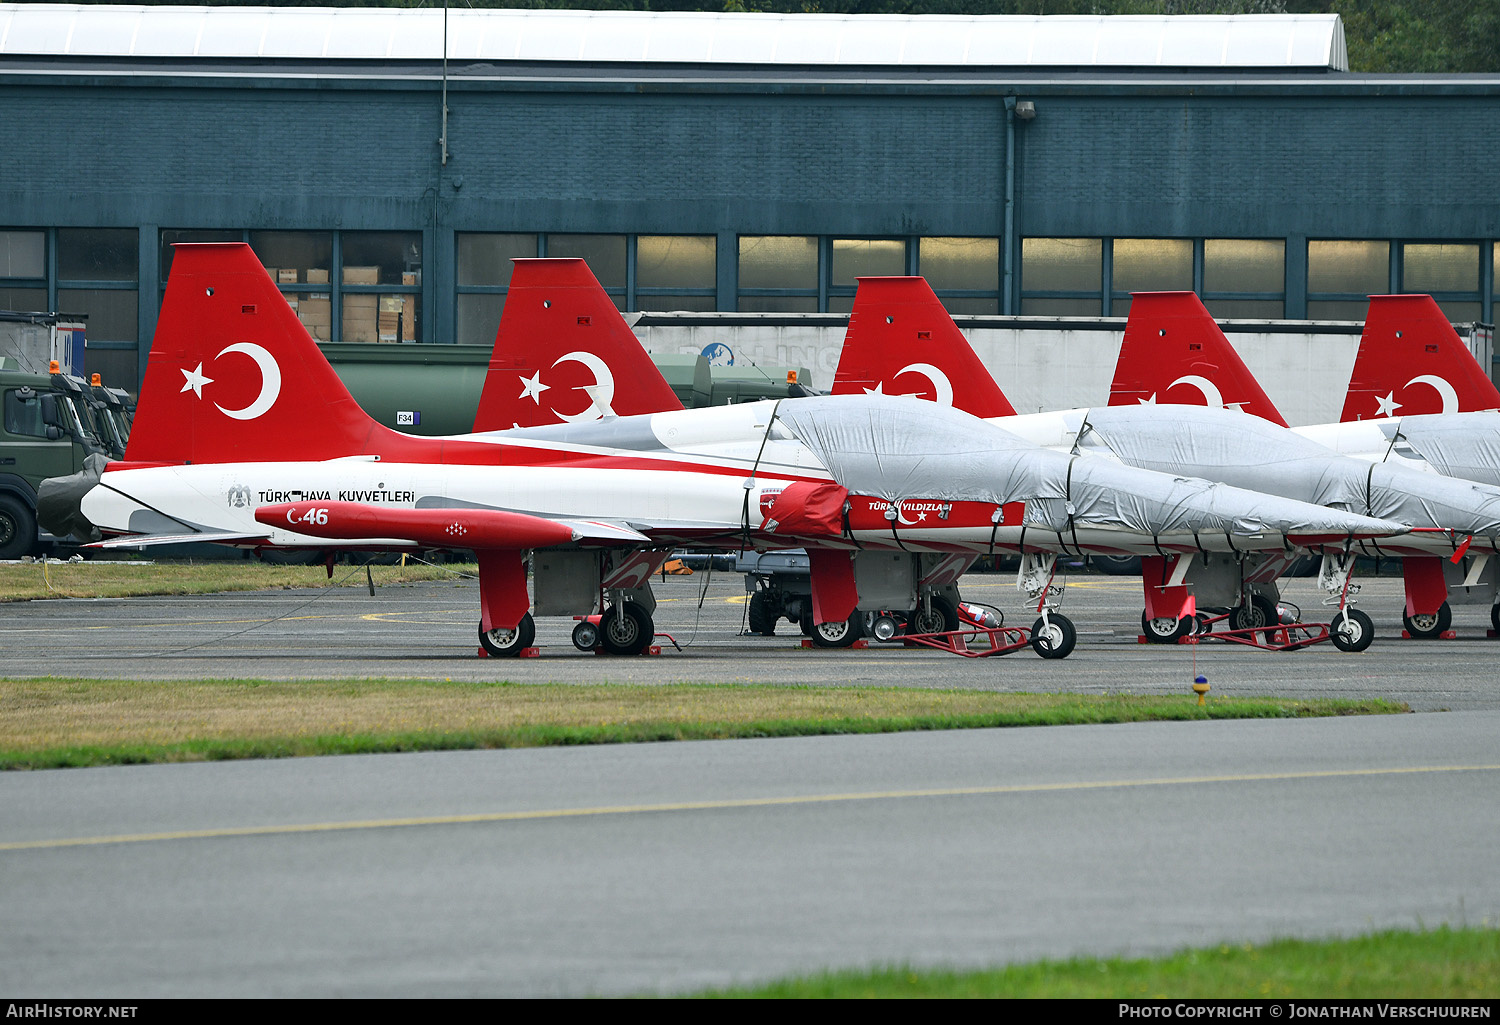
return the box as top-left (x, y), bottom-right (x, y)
top-left (0, 364), bottom-right (114, 557)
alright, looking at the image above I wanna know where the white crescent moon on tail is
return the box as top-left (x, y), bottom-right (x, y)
top-left (551, 350), bottom-right (616, 423)
top-left (1404, 374), bottom-right (1459, 414)
top-left (213, 342), bottom-right (282, 421)
top-left (893, 363), bottom-right (955, 406)
top-left (1166, 374), bottom-right (1225, 409)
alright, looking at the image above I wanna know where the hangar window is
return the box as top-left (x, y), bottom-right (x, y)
top-left (1401, 243), bottom-right (1481, 324)
top-left (456, 233), bottom-right (537, 346)
top-left (1019, 238), bottom-right (1102, 316)
top-left (636, 235), bottom-right (716, 313)
top-left (57, 228), bottom-right (139, 385)
top-left (1307, 240), bottom-right (1390, 321)
top-left (547, 235), bottom-right (627, 304)
top-left (918, 237), bottom-right (1000, 315)
top-left (0, 231), bottom-right (45, 279)
top-left (0, 230), bottom-right (46, 313)
top-left (1110, 239), bottom-right (1192, 317)
top-left (828, 239), bottom-right (907, 314)
top-left (1203, 239), bottom-right (1285, 319)
top-left (738, 236), bottom-right (819, 312)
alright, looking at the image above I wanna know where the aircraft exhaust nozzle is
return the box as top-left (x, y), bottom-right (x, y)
top-left (254, 501), bottom-right (578, 549)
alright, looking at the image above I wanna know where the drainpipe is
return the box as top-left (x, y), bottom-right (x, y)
top-left (1003, 97), bottom-right (1016, 315)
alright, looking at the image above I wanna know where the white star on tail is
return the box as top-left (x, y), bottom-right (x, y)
top-left (1375, 392), bottom-right (1402, 418)
top-left (180, 363), bottom-right (213, 398)
top-left (518, 371), bottom-right (550, 404)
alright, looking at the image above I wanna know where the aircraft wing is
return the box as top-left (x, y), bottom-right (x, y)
top-left (88, 531), bottom-right (272, 549)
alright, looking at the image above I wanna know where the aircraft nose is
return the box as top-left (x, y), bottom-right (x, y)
top-left (36, 453), bottom-right (107, 542)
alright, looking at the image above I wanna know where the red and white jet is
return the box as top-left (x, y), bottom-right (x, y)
top-left (833, 277), bottom-right (1500, 647)
top-left (44, 244), bottom-right (1405, 658)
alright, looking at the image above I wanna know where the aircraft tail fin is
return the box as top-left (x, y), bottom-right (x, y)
top-left (474, 259), bottom-right (682, 431)
top-left (1109, 291), bottom-right (1289, 427)
top-left (832, 276), bottom-right (1016, 418)
top-left (1339, 294), bottom-right (1500, 421)
top-left (125, 243), bottom-right (404, 465)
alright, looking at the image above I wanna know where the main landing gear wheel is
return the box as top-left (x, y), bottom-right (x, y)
top-left (747, 590), bottom-right (778, 636)
top-left (600, 603), bottom-right (654, 656)
top-left (478, 613), bottom-right (536, 657)
top-left (1140, 610), bottom-right (1192, 644)
top-left (1402, 601), bottom-right (1452, 639)
top-left (810, 612), bottom-right (864, 648)
top-left (1492, 605), bottom-right (1500, 634)
top-left (907, 595), bottom-right (959, 635)
top-left (1229, 594), bottom-right (1279, 635)
top-left (1029, 614), bottom-right (1076, 659)
top-left (1330, 608), bottom-right (1374, 653)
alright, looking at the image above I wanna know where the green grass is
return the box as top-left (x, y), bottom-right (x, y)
top-left (0, 557), bottom-right (475, 601)
top-left (689, 926), bottom-right (1500, 998)
top-left (0, 678), bottom-right (1408, 769)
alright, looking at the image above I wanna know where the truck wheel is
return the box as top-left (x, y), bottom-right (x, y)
top-left (0, 495), bottom-right (36, 560)
top-left (747, 590), bottom-right (778, 636)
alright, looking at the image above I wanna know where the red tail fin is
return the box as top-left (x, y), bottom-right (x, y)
top-left (126, 243), bottom-right (411, 464)
top-left (1109, 291), bottom-right (1289, 427)
top-left (474, 259), bottom-right (682, 431)
top-left (1339, 295), bottom-right (1500, 421)
top-left (832, 277), bottom-right (1015, 418)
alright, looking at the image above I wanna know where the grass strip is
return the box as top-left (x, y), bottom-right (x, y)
top-left (688, 926), bottom-right (1500, 998)
top-left (0, 679), bottom-right (1407, 769)
top-left (0, 559), bottom-right (477, 601)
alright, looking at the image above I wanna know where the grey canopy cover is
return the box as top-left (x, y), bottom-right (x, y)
top-left (1081, 405), bottom-right (1500, 539)
top-left (774, 396), bottom-right (1399, 539)
top-left (1397, 412), bottom-right (1500, 489)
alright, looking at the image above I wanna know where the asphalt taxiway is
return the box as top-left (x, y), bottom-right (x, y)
top-left (1, 569), bottom-right (1495, 711)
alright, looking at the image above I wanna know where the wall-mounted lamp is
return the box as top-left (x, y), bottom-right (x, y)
top-left (1014, 99), bottom-right (1036, 120)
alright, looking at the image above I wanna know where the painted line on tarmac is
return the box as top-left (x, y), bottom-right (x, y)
top-left (5, 764), bottom-right (1496, 852)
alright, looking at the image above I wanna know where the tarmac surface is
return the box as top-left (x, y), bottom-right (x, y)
top-left (1, 567), bottom-right (1495, 711)
top-left (2, 567), bottom-right (1498, 997)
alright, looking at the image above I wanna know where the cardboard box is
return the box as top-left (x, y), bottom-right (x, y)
top-left (379, 296), bottom-right (404, 314)
top-left (277, 268), bottom-right (298, 284)
top-left (343, 265), bottom-right (379, 285)
top-left (306, 268), bottom-right (329, 284)
top-left (401, 271), bottom-right (420, 286)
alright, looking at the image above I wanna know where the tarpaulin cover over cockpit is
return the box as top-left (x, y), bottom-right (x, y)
top-left (1397, 412), bottom-right (1500, 489)
top-left (774, 396), bottom-right (1402, 540)
top-left (1081, 405), bottom-right (1500, 539)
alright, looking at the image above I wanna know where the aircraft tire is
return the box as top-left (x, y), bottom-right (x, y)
top-left (1029, 613), bottom-right (1076, 659)
top-left (1492, 605), bottom-right (1500, 634)
top-left (0, 495), bottom-right (36, 560)
top-left (907, 595), bottom-right (959, 635)
top-left (1402, 602), bottom-right (1451, 639)
top-left (747, 590), bottom-right (778, 636)
top-left (1140, 609), bottom-right (1192, 643)
top-left (1330, 608), bottom-right (1374, 653)
top-left (479, 613), bottom-right (535, 657)
top-left (600, 603), bottom-right (653, 656)
top-left (1229, 594), bottom-right (1279, 637)
top-left (810, 612), bottom-right (864, 648)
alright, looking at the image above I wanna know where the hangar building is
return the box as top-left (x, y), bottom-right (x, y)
top-left (2, 4), bottom-right (1497, 404)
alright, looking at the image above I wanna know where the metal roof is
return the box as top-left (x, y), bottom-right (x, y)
top-left (0, 5), bottom-right (1348, 71)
